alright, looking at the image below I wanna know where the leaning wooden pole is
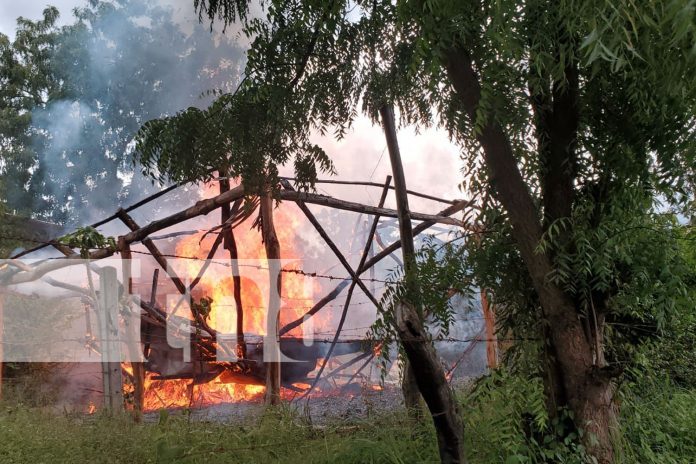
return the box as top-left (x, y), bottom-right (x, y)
top-left (378, 105), bottom-right (422, 415)
top-left (279, 200), bottom-right (471, 335)
top-left (116, 210), bottom-right (187, 295)
top-left (260, 191), bottom-right (282, 405)
top-left (288, 189), bottom-right (382, 310)
top-left (380, 104), bottom-right (466, 463)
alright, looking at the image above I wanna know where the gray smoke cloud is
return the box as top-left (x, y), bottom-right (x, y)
top-left (15, 0), bottom-right (244, 225)
top-left (4, 1), bottom-right (486, 390)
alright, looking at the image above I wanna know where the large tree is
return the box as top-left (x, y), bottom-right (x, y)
top-left (0, 0), bottom-right (244, 224)
top-left (135, 1), bottom-right (696, 462)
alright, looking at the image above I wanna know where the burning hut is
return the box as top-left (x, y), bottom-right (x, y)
top-left (0, 174), bottom-right (486, 414)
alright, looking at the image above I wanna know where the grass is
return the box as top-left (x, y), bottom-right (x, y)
top-left (0, 405), bottom-right (439, 464)
top-left (1, 378), bottom-right (694, 464)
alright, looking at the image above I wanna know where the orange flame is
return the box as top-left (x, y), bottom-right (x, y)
top-left (141, 181), bottom-right (324, 410)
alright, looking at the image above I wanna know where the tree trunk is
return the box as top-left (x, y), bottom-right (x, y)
top-left (549, 314), bottom-right (616, 463)
top-left (443, 46), bottom-right (617, 463)
top-left (219, 172), bottom-right (246, 359)
top-left (380, 104), bottom-right (465, 463)
top-left (402, 363), bottom-right (422, 417)
top-left (396, 302), bottom-right (466, 464)
top-left (260, 191), bottom-right (281, 405)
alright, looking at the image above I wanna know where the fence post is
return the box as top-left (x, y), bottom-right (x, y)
top-left (98, 266), bottom-right (123, 411)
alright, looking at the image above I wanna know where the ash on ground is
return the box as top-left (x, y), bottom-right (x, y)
top-left (144, 379), bottom-right (475, 425)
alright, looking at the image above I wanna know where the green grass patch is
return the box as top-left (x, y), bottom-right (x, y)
top-left (1, 377), bottom-right (694, 463)
top-left (0, 405), bottom-right (438, 464)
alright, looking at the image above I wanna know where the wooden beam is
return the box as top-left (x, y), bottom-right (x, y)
top-left (278, 280), bottom-right (349, 336)
top-left (278, 190), bottom-right (465, 227)
top-left (2, 184), bottom-right (246, 285)
top-left (144, 269), bottom-right (159, 359)
top-left (12, 182), bottom-right (184, 259)
top-left (294, 176), bottom-right (391, 399)
top-left (117, 210), bottom-right (187, 295)
top-left (279, 200), bottom-right (470, 335)
top-left (119, 238), bottom-right (145, 420)
top-left (325, 351), bottom-right (373, 381)
top-left (341, 353), bottom-right (375, 390)
top-left (374, 230), bottom-right (403, 266)
top-left (280, 177), bottom-right (473, 207)
top-left (50, 241), bottom-right (78, 257)
top-left (363, 200), bottom-right (472, 271)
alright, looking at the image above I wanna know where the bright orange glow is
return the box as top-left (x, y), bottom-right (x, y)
top-left (141, 180), bottom-right (325, 410)
top-left (143, 375), bottom-right (266, 410)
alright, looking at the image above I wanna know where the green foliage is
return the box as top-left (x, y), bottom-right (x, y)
top-left (0, 7), bottom-right (64, 217)
top-left (180, 0), bottom-right (696, 357)
top-left (368, 237), bottom-right (473, 378)
top-left (631, 224), bottom-right (696, 388)
top-left (117, 1), bottom-right (696, 458)
top-left (0, 1), bottom-right (244, 223)
top-left (3, 375), bottom-right (693, 463)
top-left (59, 226), bottom-right (116, 258)
top-left (464, 370), bottom-right (595, 464)
top-left (618, 373), bottom-right (696, 463)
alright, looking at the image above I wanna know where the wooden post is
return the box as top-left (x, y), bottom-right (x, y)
top-left (380, 104), bottom-right (465, 463)
top-left (97, 266), bottom-right (124, 411)
top-left (119, 238), bottom-right (145, 419)
top-left (260, 191), bottom-right (281, 405)
top-left (219, 173), bottom-right (246, 359)
top-left (480, 289), bottom-right (498, 369)
top-left (379, 105), bottom-right (421, 414)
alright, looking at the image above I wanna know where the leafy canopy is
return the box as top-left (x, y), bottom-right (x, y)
top-left (0, 0), bottom-right (244, 223)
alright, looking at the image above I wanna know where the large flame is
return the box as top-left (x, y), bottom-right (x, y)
top-left (140, 181), bottom-right (324, 410)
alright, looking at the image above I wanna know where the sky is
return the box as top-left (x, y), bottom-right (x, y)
top-left (1, 1), bottom-right (83, 38)
top-left (0, 0), bottom-right (467, 215)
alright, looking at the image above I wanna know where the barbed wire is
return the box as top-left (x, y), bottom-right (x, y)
top-left (0, 336), bottom-right (528, 346)
top-left (0, 234), bottom-right (396, 285)
top-left (127, 249), bottom-right (393, 284)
